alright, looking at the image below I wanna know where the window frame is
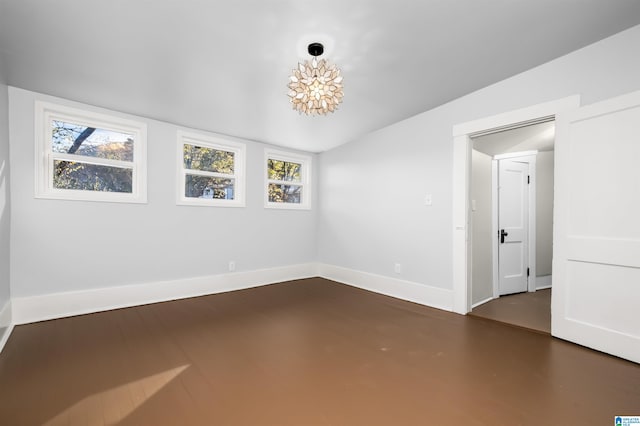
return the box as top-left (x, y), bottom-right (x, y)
top-left (264, 149), bottom-right (312, 210)
top-left (176, 130), bottom-right (246, 207)
top-left (35, 101), bottom-right (147, 203)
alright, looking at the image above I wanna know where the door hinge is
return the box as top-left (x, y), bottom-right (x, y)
top-left (528, 175), bottom-right (530, 184)
top-left (527, 267), bottom-right (530, 277)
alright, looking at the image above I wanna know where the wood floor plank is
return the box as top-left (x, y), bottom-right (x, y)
top-left (1, 278), bottom-right (638, 425)
top-left (470, 289), bottom-right (551, 333)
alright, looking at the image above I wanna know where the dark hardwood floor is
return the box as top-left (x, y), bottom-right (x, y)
top-left (0, 278), bottom-right (638, 425)
top-left (470, 289), bottom-right (551, 334)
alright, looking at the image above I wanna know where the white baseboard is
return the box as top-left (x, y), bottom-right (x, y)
top-left (10, 262), bottom-right (455, 328)
top-left (536, 274), bottom-right (552, 290)
top-left (318, 263), bottom-right (454, 312)
top-left (472, 296), bottom-right (494, 309)
top-left (0, 300), bottom-right (13, 354)
top-left (11, 263), bottom-right (317, 325)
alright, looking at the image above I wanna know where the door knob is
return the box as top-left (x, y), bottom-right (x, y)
top-left (500, 229), bottom-right (509, 244)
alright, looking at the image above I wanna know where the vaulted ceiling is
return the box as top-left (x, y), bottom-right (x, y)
top-left (1, 1), bottom-right (640, 152)
top-left (474, 121), bottom-right (556, 156)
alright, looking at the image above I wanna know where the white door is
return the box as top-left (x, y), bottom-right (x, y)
top-left (498, 159), bottom-right (529, 295)
top-left (553, 90), bottom-right (640, 364)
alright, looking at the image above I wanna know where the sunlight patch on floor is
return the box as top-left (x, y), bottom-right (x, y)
top-left (44, 364), bottom-right (189, 426)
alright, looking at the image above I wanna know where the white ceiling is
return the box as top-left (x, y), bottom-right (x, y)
top-left (473, 121), bottom-right (555, 156)
top-left (1, 1), bottom-right (640, 153)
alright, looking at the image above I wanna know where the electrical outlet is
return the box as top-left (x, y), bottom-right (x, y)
top-left (228, 261), bottom-right (236, 272)
top-left (424, 194), bottom-right (433, 206)
top-left (394, 263), bottom-right (402, 274)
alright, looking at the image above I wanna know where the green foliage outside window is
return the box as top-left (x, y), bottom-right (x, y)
top-left (54, 160), bottom-right (132, 192)
top-left (183, 144), bottom-right (236, 199)
top-left (267, 159), bottom-right (301, 182)
top-left (51, 120), bottom-right (134, 192)
top-left (267, 159), bottom-right (302, 203)
top-left (183, 144), bottom-right (234, 174)
top-left (268, 183), bottom-right (301, 203)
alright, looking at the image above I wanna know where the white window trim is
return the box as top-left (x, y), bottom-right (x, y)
top-left (264, 149), bottom-right (312, 210)
top-left (176, 130), bottom-right (246, 207)
top-left (34, 101), bottom-right (147, 203)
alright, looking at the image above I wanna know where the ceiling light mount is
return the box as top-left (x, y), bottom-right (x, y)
top-left (288, 42), bottom-right (344, 116)
top-left (307, 42), bottom-right (324, 57)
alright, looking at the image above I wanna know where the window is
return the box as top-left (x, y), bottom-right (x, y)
top-left (35, 101), bottom-right (147, 203)
top-left (265, 149), bottom-right (311, 209)
top-left (177, 131), bottom-right (246, 207)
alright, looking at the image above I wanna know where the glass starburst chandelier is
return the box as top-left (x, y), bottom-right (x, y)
top-left (288, 42), bottom-right (344, 115)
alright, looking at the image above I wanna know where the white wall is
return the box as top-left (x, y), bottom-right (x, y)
top-left (8, 88), bottom-right (318, 299)
top-left (6, 25), bottom-right (640, 320)
top-left (536, 151), bottom-right (554, 277)
top-left (0, 69), bottom-right (11, 337)
top-left (471, 150), bottom-right (493, 305)
top-left (318, 25), bottom-right (640, 305)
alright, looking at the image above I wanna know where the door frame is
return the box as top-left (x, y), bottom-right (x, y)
top-left (451, 95), bottom-right (580, 314)
top-left (492, 151), bottom-right (538, 298)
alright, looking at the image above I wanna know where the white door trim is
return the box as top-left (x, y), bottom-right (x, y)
top-left (452, 95), bottom-right (580, 314)
top-left (493, 150), bottom-right (539, 160)
top-left (491, 160), bottom-right (499, 298)
top-left (492, 152), bottom-right (538, 297)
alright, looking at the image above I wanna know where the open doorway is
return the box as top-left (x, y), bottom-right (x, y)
top-left (468, 121), bottom-right (554, 333)
top-left (453, 93), bottom-right (639, 362)
top-left (451, 95), bottom-right (579, 317)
